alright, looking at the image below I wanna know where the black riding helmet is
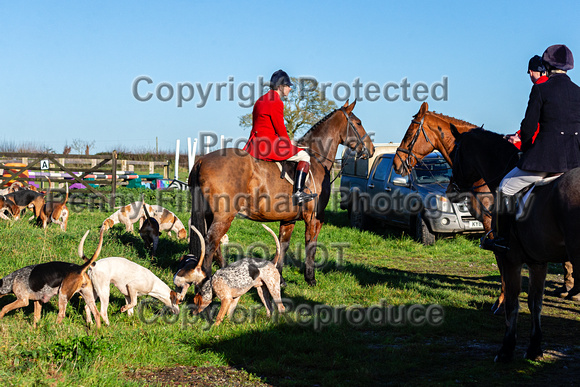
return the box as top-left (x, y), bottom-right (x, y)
top-left (542, 44), bottom-right (574, 71)
top-left (527, 55), bottom-right (546, 73)
top-left (270, 69), bottom-right (293, 89)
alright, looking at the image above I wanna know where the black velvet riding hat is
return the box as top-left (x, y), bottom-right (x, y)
top-left (527, 55), bottom-right (546, 73)
top-left (270, 70), bottom-right (293, 88)
top-left (542, 44), bottom-right (574, 71)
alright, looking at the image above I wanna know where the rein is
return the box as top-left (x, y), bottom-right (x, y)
top-left (450, 137), bottom-right (521, 217)
top-left (330, 107), bottom-right (371, 184)
top-left (395, 116), bottom-right (437, 175)
top-left (302, 107), bottom-right (371, 185)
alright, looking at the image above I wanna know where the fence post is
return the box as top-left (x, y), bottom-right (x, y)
top-left (110, 151), bottom-right (117, 209)
top-left (175, 139), bottom-right (180, 180)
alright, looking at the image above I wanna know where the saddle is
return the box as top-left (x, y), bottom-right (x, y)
top-left (516, 173), bottom-right (563, 220)
top-left (275, 161), bottom-right (311, 186)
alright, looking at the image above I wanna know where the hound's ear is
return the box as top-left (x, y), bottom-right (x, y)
top-left (194, 293), bottom-right (203, 307)
top-left (170, 290), bottom-right (179, 305)
top-left (450, 123), bottom-right (461, 139)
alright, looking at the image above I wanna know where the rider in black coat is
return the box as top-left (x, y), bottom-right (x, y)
top-left (483, 44), bottom-right (580, 255)
top-left (518, 68), bottom-right (580, 173)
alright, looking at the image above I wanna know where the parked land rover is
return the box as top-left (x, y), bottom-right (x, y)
top-left (339, 143), bottom-right (484, 245)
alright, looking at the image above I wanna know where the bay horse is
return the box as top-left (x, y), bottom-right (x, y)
top-left (392, 102), bottom-right (505, 312)
top-left (393, 102), bottom-right (493, 234)
top-left (188, 101), bottom-right (374, 286)
top-left (449, 128), bottom-right (580, 361)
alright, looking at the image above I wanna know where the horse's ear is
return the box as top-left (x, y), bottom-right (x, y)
top-left (342, 100), bottom-right (349, 108)
top-left (346, 100), bottom-right (356, 114)
top-left (450, 123), bottom-right (461, 139)
top-left (419, 102), bottom-right (428, 116)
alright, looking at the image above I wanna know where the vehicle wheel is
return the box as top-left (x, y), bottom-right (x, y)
top-left (414, 212), bottom-right (436, 246)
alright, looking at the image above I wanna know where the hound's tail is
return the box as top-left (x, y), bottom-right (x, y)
top-left (143, 203), bottom-right (152, 221)
top-left (45, 176), bottom-right (52, 198)
top-left (190, 225), bottom-right (206, 272)
top-left (188, 161), bottom-right (207, 258)
top-left (77, 229), bottom-right (105, 270)
top-left (261, 224), bottom-right (281, 266)
top-left (62, 182), bottom-right (69, 205)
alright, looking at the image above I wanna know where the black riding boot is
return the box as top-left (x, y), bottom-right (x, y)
top-left (480, 193), bottom-right (514, 253)
top-left (293, 161), bottom-right (317, 206)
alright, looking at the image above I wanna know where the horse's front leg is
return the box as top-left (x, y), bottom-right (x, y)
top-left (495, 258), bottom-right (523, 363)
top-left (304, 218), bottom-right (322, 286)
top-left (471, 188), bottom-right (504, 314)
top-left (203, 216), bottom-right (235, 275)
top-left (492, 251), bottom-right (506, 315)
top-left (278, 221), bottom-right (296, 287)
top-left (526, 263), bottom-right (548, 360)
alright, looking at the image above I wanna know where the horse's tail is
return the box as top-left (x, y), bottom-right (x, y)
top-left (188, 161), bottom-right (206, 257)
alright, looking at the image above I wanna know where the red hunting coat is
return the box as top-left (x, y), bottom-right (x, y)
top-left (243, 90), bottom-right (303, 161)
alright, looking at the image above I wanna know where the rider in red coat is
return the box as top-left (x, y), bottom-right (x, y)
top-left (244, 70), bottom-right (317, 205)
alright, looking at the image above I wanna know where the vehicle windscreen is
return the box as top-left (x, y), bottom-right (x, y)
top-left (412, 158), bottom-right (452, 184)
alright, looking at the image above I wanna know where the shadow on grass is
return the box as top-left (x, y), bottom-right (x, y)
top-left (186, 304), bottom-right (580, 386)
top-left (173, 251), bottom-right (580, 386)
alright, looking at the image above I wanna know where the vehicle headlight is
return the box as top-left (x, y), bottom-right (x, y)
top-left (436, 195), bottom-right (454, 213)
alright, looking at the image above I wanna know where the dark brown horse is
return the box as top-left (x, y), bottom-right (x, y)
top-left (188, 101), bottom-right (374, 286)
top-left (448, 128), bottom-right (580, 361)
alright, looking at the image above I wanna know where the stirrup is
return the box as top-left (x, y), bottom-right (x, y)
top-left (479, 231), bottom-right (509, 253)
top-left (292, 191), bottom-right (317, 205)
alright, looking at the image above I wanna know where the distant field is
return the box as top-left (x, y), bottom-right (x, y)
top-left (0, 199), bottom-right (579, 386)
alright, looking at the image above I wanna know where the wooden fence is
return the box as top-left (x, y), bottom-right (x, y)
top-left (1, 152), bottom-right (342, 210)
top-left (0, 152), bottom-right (169, 208)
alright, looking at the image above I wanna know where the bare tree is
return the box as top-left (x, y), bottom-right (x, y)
top-left (71, 138), bottom-right (95, 155)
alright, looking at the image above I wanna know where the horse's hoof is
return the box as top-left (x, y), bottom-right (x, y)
top-left (280, 277), bottom-right (287, 288)
top-left (554, 284), bottom-right (572, 298)
top-left (565, 287), bottom-right (580, 301)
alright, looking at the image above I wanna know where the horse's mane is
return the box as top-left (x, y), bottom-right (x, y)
top-left (453, 128), bottom-right (519, 189)
top-left (427, 111), bottom-right (476, 128)
top-left (296, 108), bottom-right (339, 142)
top-left (456, 127), bottom-right (510, 145)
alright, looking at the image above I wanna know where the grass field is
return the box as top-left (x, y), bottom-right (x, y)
top-left (0, 191), bottom-right (579, 386)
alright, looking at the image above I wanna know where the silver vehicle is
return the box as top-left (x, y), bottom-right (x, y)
top-left (340, 146), bottom-right (484, 245)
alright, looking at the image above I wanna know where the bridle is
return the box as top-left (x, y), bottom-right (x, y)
top-left (303, 107), bottom-right (371, 167)
top-left (324, 107), bottom-right (372, 185)
top-left (340, 107), bottom-right (370, 160)
top-left (395, 116), bottom-right (436, 175)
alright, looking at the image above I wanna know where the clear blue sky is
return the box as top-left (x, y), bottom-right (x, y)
top-left (1, 1), bottom-right (580, 154)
